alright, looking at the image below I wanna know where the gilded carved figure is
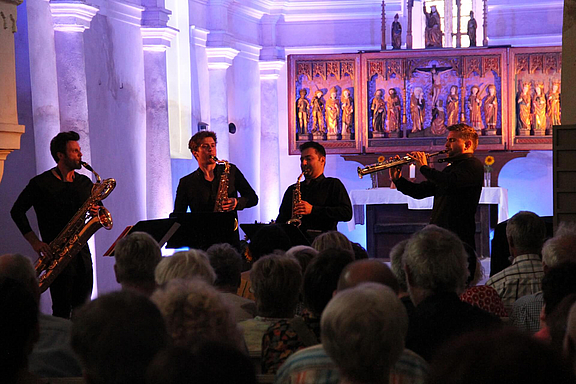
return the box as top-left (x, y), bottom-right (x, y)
top-left (297, 89), bottom-right (310, 134)
top-left (410, 87), bottom-right (425, 133)
top-left (325, 87), bottom-right (341, 135)
top-left (311, 90), bottom-right (326, 133)
top-left (446, 85), bottom-right (460, 126)
top-left (431, 100), bottom-right (447, 135)
top-left (392, 13), bottom-right (402, 50)
top-left (483, 84), bottom-right (498, 130)
top-left (386, 88), bottom-right (401, 132)
top-left (423, 3), bottom-right (442, 48)
top-left (517, 82), bottom-right (531, 131)
top-left (467, 11), bottom-right (477, 47)
top-left (371, 89), bottom-right (387, 133)
top-left (532, 83), bottom-right (546, 132)
top-left (547, 81), bottom-right (561, 128)
top-left (468, 85), bottom-right (483, 131)
top-left (414, 65), bottom-right (452, 108)
top-left (341, 89), bottom-right (354, 133)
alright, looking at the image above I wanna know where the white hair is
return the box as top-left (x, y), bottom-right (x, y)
top-left (542, 222), bottom-right (576, 268)
top-left (155, 249), bottom-right (216, 286)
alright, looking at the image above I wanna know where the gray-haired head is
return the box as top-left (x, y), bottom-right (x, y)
top-left (286, 245), bottom-right (318, 275)
top-left (155, 249), bottom-right (216, 286)
top-left (0, 253), bottom-right (39, 302)
top-left (506, 211), bottom-right (546, 256)
top-left (542, 221), bottom-right (576, 270)
top-left (321, 282), bottom-right (408, 384)
top-left (403, 225), bottom-right (469, 305)
top-left (311, 231), bottom-right (354, 254)
top-left (206, 243), bottom-right (242, 291)
top-left (389, 239), bottom-right (409, 293)
top-left (114, 232), bottom-right (162, 286)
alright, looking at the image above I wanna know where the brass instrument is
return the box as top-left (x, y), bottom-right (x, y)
top-left (357, 150), bottom-right (448, 178)
top-left (35, 162), bottom-right (116, 293)
top-left (287, 172), bottom-right (305, 227)
top-left (212, 156), bottom-right (238, 231)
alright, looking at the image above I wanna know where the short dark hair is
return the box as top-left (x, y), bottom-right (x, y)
top-left (299, 141), bottom-right (326, 158)
top-left (189, 131), bottom-right (217, 152)
top-left (447, 124), bottom-right (478, 151)
top-left (50, 131), bottom-right (80, 163)
top-left (206, 243), bottom-right (243, 289)
top-left (542, 262), bottom-right (576, 316)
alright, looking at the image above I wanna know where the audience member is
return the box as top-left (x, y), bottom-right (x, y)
top-left (547, 293), bottom-right (576, 354)
top-left (207, 243), bottom-right (256, 322)
top-left (403, 225), bottom-right (499, 361)
top-left (146, 344), bottom-right (257, 384)
top-left (511, 222), bottom-right (576, 333)
top-left (563, 301), bottom-right (576, 377)
top-left (428, 328), bottom-right (575, 384)
top-left (389, 239), bottom-right (416, 318)
top-left (337, 258), bottom-right (399, 293)
top-left (0, 276), bottom-right (39, 384)
top-left (286, 245), bottom-right (319, 316)
top-left (460, 256), bottom-right (508, 317)
top-left (485, 211), bottom-right (546, 313)
top-left (0, 253), bottom-right (82, 378)
top-left (238, 254), bottom-right (302, 356)
top-left (322, 283), bottom-right (408, 384)
top-left (71, 290), bottom-right (169, 384)
top-left (351, 242), bottom-right (369, 259)
top-left (535, 262), bottom-right (576, 341)
top-left (155, 249), bottom-right (216, 286)
top-left (239, 224), bottom-right (292, 299)
top-left (114, 231), bottom-right (162, 296)
top-left (151, 278), bottom-right (244, 353)
top-left (261, 249), bottom-right (353, 374)
top-left (311, 230), bottom-right (354, 254)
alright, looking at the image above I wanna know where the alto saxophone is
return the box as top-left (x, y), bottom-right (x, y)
top-left (212, 156), bottom-right (238, 231)
top-left (34, 162), bottom-right (116, 293)
top-left (287, 172), bottom-right (305, 227)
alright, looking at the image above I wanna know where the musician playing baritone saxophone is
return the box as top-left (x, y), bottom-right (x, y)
top-left (277, 142), bottom-right (353, 236)
top-left (173, 131), bottom-right (258, 213)
top-left (11, 131), bottom-right (98, 319)
top-left (389, 123), bottom-right (484, 250)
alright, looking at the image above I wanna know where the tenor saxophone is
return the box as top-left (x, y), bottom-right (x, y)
top-left (287, 172), bottom-right (305, 227)
top-left (34, 162), bottom-right (116, 293)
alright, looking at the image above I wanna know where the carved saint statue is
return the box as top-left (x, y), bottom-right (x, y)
top-left (392, 13), bottom-right (402, 50)
top-left (431, 100), bottom-right (447, 135)
top-left (325, 87), bottom-right (341, 135)
top-left (532, 83), bottom-right (546, 132)
top-left (311, 90), bottom-right (326, 133)
top-left (483, 84), bottom-right (498, 130)
top-left (446, 85), bottom-right (460, 126)
top-left (467, 11), bottom-right (477, 47)
top-left (517, 82), bottom-right (531, 131)
top-left (468, 85), bottom-right (483, 131)
top-left (423, 3), bottom-right (442, 48)
top-left (371, 89), bottom-right (387, 133)
top-left (386, 88), bottom-right (402, 132)
top-left (297, 89), bottom-right (310, 134)
top-left (410, 87), bottom-right (425, 133)
top-left (341, 89), bottom-right (354, 133)
top-left (547, 81), bottom-right (561, 128)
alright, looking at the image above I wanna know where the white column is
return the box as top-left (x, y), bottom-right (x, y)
top-left (259, 61), bottom-right (284, 221)
top-left (26, 0), bottom-right (60, 174)
top-left (50, 1), bottom-right (98, 166)
top-left (142, 26), bottom-right (178, 219)
top-left (206, 47), bottom-right (238, 160)
top-left (445, 0), bottom-right (453, 47)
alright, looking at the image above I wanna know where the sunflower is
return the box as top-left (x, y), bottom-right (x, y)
top-left (484, 156), bottom-right (495, 173)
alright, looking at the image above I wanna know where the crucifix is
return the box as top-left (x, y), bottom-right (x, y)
top-left (414, 64), bottom-right (453, 107)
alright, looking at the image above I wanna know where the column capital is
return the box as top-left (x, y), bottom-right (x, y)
top-left (141, 6), bottom-right (171, 28)
top-left (190, 25), bottom-right (210, 47)
top-left (206, 47), bottom-right (239, 70)
top-left (258, 60), bottom-right (285, 80)
top-left (50, 1), bottom-right (99, 33)
top-left (141, 26), bottom-right (178, 52)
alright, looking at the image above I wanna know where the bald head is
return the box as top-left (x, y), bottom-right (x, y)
top-left (337, 259), bottom-right (399, 294)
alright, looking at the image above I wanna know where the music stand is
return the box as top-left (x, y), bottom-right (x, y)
top-left (103, 218), bottom-right (181, 256)
top-left (239, 223), bottom-right (310, 247)
top-left (166, 212), bottom-right (240, 250)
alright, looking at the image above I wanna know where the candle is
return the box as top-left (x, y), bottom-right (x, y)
top-left (409, 163), bottom-right (416, 179)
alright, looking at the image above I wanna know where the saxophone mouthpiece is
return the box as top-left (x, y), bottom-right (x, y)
top-left (211, 156), bottom-right (219, 162)
top-left (81, 161), bottom-right (93, 172)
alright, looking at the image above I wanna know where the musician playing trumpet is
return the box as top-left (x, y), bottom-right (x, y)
top-left (389, 124), bottom-right (483, 250)
top-left (173, 131), bottom-right (258, 214)
top-left (277, 142), bottom-right (352, 238)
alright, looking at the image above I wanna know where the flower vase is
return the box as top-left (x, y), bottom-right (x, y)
top-left (484, 171), bottom-right (491, 187)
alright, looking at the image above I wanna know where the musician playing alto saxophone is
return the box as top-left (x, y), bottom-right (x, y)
top-left (11, 131), bottom-right (100, 319)
top-left (277, 142), bottom-right (352, 238)
top-left (173, 131), bottom-right (258, 214)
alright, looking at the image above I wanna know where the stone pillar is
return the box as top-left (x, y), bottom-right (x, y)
top-left (50, 0), bottom-right (98, 166)
top-left (206, 47), bottom-right (238, 160)
top-left (445, 0), bottom-right (453, 48)
top-left (0, 0), bottom-right (25, 184)
top-left (142, 23), bottom-right (178, 219)
top-left (259, 61), bottom-right (284, 221)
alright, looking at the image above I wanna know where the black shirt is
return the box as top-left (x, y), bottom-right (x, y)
top-left (394, 153), bottom-right (483, 249)
top-left (276, 174), bottom-right (353, 233)
top-left (173, 163), bottom-right (258, 213)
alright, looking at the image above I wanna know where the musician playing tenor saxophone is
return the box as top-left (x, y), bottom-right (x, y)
top-left (11, 131), bottom-right (99, 319)
top-left (389, 124), bottom-right (483, 250)
top-left (277, 142), bottom-right (352, 238)
top-left (173, 130), bottom-right (258, 214)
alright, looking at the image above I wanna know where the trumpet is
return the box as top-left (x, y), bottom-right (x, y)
top-left (357, 150), bottom-right (448, 178)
